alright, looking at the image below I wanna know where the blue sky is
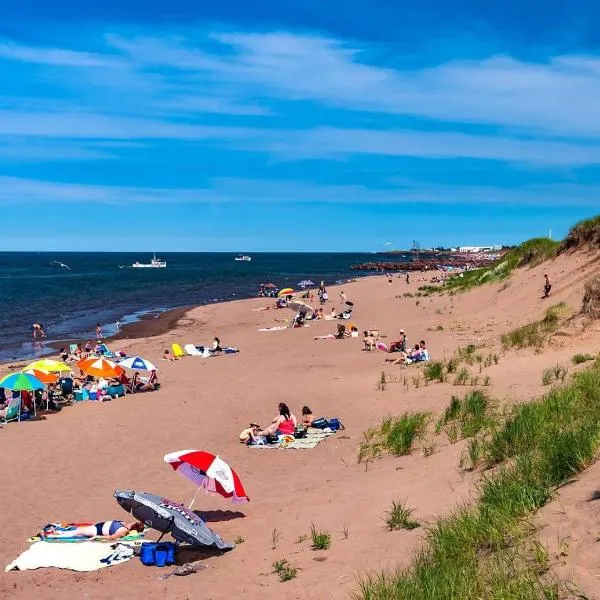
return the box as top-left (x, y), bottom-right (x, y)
top-left (1, 1), bottom-right (600, 251)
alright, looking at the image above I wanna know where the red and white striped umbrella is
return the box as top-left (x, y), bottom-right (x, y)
top-left (164, 449), bottom-right (250, 504)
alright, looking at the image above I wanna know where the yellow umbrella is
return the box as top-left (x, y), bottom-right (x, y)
top-left (277, 288), bottom-right (295, 298)
top-left (25, 359), bottom-right (71, 373)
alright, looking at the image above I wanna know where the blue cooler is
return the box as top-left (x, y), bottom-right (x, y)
top-left (140, 542), bottom-right (176, 567)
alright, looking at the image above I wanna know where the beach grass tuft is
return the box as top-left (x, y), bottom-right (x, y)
top-left (423, 361), bottom-right (445, 382)
top-left (273, 559), bottom-right (297, 582)
top-left (438, 390), bottom-right (491, 441)
top-left (501, 303), bottom-right (570, 349)
top-left (359, 413), bottom-right (429, 462)
top-left (572, 353), bottom-right (594, 365)
top-left (310, 523), bottom-right (331, 550)
top-left (384, 498), bottom-right (420, 531)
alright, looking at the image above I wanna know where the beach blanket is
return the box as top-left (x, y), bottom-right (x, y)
top-left (5, 541), bottom-right (134, 572)
top-left (258, 326), bottom-right (288, 332)
top-left (248, 430), bottom-right (335, 449)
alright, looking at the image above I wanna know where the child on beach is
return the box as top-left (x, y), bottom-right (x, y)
top-left (163, 349), bottom-right (174, 361)
top-left (31, 323), bottom-right (46, 339)
top-left (301, 406), bottom-right (314, 426)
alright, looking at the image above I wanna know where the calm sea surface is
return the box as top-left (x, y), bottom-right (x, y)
top-left (0, 252), bottom-right (394, 361)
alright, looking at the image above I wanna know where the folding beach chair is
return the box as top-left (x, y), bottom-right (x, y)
top-left (0, 396), bottom-right (22, 424)
top-left (171, 343), bottom-right (185, 359)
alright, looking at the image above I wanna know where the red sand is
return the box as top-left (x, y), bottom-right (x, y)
top-left (1, 250), bottom-right (600, 599)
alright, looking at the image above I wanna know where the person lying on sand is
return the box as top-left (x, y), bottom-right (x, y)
top-left (258, 403), bottom-right (297, 437)
top-left (41, 520), bottom-right (144, 541)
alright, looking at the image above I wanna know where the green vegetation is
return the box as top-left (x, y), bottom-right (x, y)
top-left (453, 368), bottom-right (469, 386)
top-left (310, 524), bottom-right (331, 550)
top-left (377, 371), bottom-right (387, 391)
top-left (541, 369), bottom-right (554, 386)
top-left (384, 499), bottom-right (420, 531)
top-left (572, 353), bottom-right (594, 365)
top-left (359, 413), bottom-right (429, 462)
top-left (501, 303), bottom-right (570, 349)
top-left (353, 361), bottom-right (600, 600)
top-left (437, 390), bottom-right (491, 440)
top-left (444, 237), bottom-right (559, 293)
top-left (273, 559), bottom-right (297, 582)
top-left (582, 274), bottom-right (600, 319)
top-left (423, 361), bottom-right (445, 382)
top-left (559, 214), bottom-right (600, 253)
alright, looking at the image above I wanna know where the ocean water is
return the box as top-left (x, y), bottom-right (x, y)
top-left (0, 252), bottom-right (384, 362)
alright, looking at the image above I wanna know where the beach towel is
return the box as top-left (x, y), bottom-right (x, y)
top-left (248, 429), bottom-right (335, 450)
top-left (258, 326), bottom-right (288, 332)
top-left (376, 342), bottom-right (389, 352)
top-left (184, 344), bottom-right (203, 357)
top-left (6, 541), bottom-right (134, 572)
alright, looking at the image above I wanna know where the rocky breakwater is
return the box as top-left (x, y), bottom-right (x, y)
top-left (351, 253), bottom-right (499, 272)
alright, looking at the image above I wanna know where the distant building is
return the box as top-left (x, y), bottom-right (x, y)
top-left (458, 245), bottom-right (502, 253)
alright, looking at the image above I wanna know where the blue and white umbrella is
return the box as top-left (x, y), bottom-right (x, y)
top-left (118, 356), bottom-right (158, 371)
top-left (297, 279), bottom-right (314, 288)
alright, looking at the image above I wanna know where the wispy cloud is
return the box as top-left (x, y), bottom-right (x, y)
top-left (1, 175), bottom-right (598, 208)
top-left (2, 27), bottom-right (600, 172)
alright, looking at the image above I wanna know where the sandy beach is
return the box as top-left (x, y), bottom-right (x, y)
top-left (2, 248), bottom-right (600, 600)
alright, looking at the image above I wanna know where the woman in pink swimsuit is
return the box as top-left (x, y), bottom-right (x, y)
top-left (259, 403), bottom-right (297, 437)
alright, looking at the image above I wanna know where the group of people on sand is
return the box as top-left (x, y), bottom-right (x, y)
top-left (239, 403), bottom-right (319, 444)
top-left (385, 335), bottom-right (429, 365)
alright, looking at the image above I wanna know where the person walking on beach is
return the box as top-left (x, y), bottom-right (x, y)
top-left (406, 273), bottom-right (410, 284)
top-left (340, 290), bottom-right (347, 306)
top-left (31, 323), bottom-right (46, 339)
top-left (542, 274), bottom-right (552, 299)
top-left (96, 323), bottom-right (103, 339)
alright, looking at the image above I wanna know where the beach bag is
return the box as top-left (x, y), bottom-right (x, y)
top-left (327, 418), bottom-right (345, 431)
top-left (294, 425), bottom-right (307, 439)
top-left (311, 417), bottom-right (328, 429)
top-left (140, 542), bottom-right (176, 567)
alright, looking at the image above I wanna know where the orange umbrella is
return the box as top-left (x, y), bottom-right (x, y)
top-left (24, 369), bottom-right (58, 384)
top-left (77, 357), bottom-right (124, 378)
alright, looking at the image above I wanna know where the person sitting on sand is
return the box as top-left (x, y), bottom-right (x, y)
top-left (388, 329), bottom-right (407, 353)
top-left (301, 406), bottom-right (314, 426)
top-left (41, 520), bottom-right (144, 541)
top-left (239, 423), bottom-right (261, 444)
top-left (363, 330), bottom-right (376, 351)
top-left (258, 403), bottom-right (297, 437)
top-left (387, 344), bottom-right (420, 365)
top-left (163, 349), bottom-right (174, 361)
top-left (133, 370), bottom-right (159, 392)
top-left (209, 337), bottom-right (223, 354)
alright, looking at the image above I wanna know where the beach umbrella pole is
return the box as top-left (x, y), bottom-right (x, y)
top-left (189, 486), bottom-right (202, 510)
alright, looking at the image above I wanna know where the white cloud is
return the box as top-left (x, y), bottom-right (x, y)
top-left (1, 28), bottom-right (600, 168)
top-left (0, 175), bottom-right (598, 208)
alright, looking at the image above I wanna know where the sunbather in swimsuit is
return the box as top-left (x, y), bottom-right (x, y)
top-left (40, 520), bottom-right (144, 540)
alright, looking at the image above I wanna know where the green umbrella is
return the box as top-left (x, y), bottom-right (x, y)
top-left (0, 372), bottom-right (45, 391)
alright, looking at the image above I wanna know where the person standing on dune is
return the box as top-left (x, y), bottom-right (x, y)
top-left (542, 274), bottom-right (552, 299)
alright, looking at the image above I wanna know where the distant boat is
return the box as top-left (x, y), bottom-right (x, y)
top-left (235, 255), bottom-right (252, 262)
top-left (132, 253), bottom-right (166, 268)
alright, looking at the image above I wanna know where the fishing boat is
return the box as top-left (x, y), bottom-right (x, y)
top-left (234, 255), bottom-right (252, 262)
top-left (132, 253), bottom-right (167, 268)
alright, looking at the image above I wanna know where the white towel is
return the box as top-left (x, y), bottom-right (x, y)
top-left (6, 541), bottom-right (134, 572)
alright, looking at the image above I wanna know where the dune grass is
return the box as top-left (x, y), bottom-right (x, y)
top-left (353, 362), bottom-right (600, 600)
top-left (501, 303), bottom-right (571, 349)
top-left (359, 413), bottom-right (430, 463)
top-left (437, 390), bottom-right (491, 440)
top-left (384, 499), bottom-right (420, 531)
top-left (444, 238), bottom-right (559, 294)
top-left (572, 353), bottom-right (594, 365)
top-left (559, 214), bottom-right (600, 253)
